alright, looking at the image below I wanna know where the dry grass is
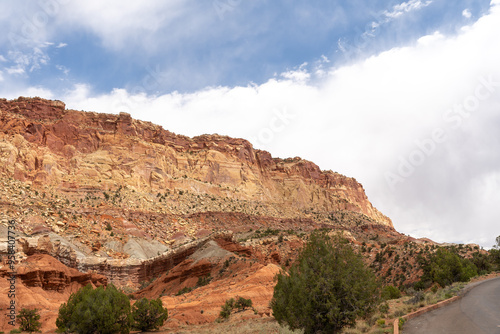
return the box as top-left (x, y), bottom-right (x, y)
top-left (160, 280), bottom-right (482, 334)
top-left (160, 318), bottom-right (303, 333)
top-left (342, 282), bottom-right (470, 334)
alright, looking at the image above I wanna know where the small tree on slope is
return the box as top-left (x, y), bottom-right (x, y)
top-left (131, 298), bottom-right (168, 331)
top-left (271, 231), bottom-right (381, 334)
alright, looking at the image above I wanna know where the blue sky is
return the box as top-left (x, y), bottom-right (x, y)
top-left (1, 0), bottom-right (492, 93)
top-left (1, 0), bottom-right (500, 248)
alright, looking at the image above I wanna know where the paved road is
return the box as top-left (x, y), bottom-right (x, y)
top-left (404, 277), bottom-right (500, 334)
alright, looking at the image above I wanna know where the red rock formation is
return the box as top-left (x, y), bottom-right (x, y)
top-left (0, 97), bottom-right (431, 333)
top-left (0, 253), bottom-right (106, 332)
top-left (15, 254), bottom-right (106, 291)
top-left (0, 97), bottom-right (392, 228)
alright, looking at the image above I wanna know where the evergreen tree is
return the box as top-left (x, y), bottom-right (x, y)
top-left (56, 284), bottom-right (132, 334)
top-left (18, 308), bottom-right (41, 333)
top-left (271, 231), bottom-right (380, 334)
top-left (427, 248), bottom-right (477, 287)
top-left (234, 296), bottom-right (252, 311)
top-left (131, 298), bottom-right (168, 331)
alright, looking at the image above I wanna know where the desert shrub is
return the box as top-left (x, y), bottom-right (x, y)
top-left (18, 308), bottom-right (41, 333)
top-left (398, 317), bottom-right (406, 330)
top-left (471, 252), bottom-right (493, 275)
top-left (218, 298), bottom-right (235, 320)
top-left (217, 296), bottom-right (253, 321)
top-left (271, 231), bottom-right (381, 334)
top-left (407, 290), bottom-right (424, 305)
top-left (175, 286), bottom-right (193, 296)
top-left (196, 274), bottom-right (212, 287)
top-left (131, 298), bottom-right (168, 331)
top-left (418, 248), bottom-right (478, 288)
top-left (56, 284), bottom-right (132, 334)
top-left (381, 285), bottom-right (401, 300)
top-left (379, 303), bottom-right (389, 315)
top-left (234, 296), bottom-right (252, 311)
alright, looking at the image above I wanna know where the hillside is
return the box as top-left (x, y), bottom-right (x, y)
top-left (0, 96), bottom-right (406, 331)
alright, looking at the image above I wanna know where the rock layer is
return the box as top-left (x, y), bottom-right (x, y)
top-left (0, 253), bottom-right (106, 331)
top-left (0, 97), bottom-right (392, 228)
top-left (0, 96), bottom-right (401, 332)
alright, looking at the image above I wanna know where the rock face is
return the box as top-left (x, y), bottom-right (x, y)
top-left (0, 97), bottom-right (400, 332)
top-left (15, 253), bottom-right (107, 291)
top-left (0, 97), bottom-right (391, 228)
top-left (133, 238), bottom-right (283, 327)
top-left (0, 253), bottom-right (106, 332)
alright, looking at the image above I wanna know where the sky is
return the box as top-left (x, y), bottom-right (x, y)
top-left (1, 0), bottom-right (499, 248)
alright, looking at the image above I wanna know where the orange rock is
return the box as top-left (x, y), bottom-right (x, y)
top-left (0, 254), bottom-right (106, 332)
top-left (0, 97), bottom-right (392, 228)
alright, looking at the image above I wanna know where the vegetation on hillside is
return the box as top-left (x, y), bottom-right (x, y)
top-left (131, 298), bottom-right (169, 331)
top-left (18, 308), bottom-right (41, 333)
top-left (271, 232), bottom-right (381, 333)
top-left (56, 284), bottom-right (168, 334)
top-left (217, 297), bottom-right (254, 321)
top-left (415, 248), bottom-right (478, 289)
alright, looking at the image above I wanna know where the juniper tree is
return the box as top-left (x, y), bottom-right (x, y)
top-left (56, 284), bottom-right (132, 334)
top-left (271, 231), bottom-right (380, 333)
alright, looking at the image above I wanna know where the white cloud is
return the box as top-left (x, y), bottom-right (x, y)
top-left (354, 0), bottom-right (434, 54)
top-left (56, 0), bottom-right (193, 50)
top-left (56, 42), bottom-right (67, 48)
top-left (56, 64), bottom-right (69, 75)
top-left (417, 31), bottom-right (444, 46)
top-left (4, 2), bottom-right (500, 247)
top-left (462, 9), bottom-right (472, 18)
top-left (0, 55), bottom-right (6, 62)
top-left (384, 0), bottom-right (433, 19)
top-left (6, 46), bottom-right (50, 73)
top-left (59, 2), bottom-right (500, 247)
top-left (280, 63), bottom-right (311, 83)
top-left (6, 67), bottom-right (25, 75)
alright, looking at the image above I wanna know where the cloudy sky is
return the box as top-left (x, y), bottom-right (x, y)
top-left (1, 0), bottom-right (499, 248)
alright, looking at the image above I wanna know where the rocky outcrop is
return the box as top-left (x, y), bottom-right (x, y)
top-left (17, 230), bottom-right (235, 286)
top-left (14, 254), bottom-right (107, 291)
top-left (131, 238), bottom-right (281, 327)
top-left (0, 253), bottom-right (106, 332)
top-left (0, 97), bottom-right (392, 228)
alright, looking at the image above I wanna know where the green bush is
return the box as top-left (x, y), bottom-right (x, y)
top-left (56, 284), bottom-right (132, 334)
top-left (379, 303), bottom-right (389, 314)
top-left (381, 285), bottom-right (401, 300)
top-left (218, 298), bottom-right (235, 320)
top-left (234, 296), bottom-right (252, 311)
top-left (196, 274), bottom-right (212, 287)
top-left (131, 298), bottom-right (168, 331)
top-left (418, 248), bottom-right (478, 288)
top-left (398, 317), bottom-right (406, 330)
top-left (217, 296), bottom-right (253, 321)
top-left (175, 286), bottom-right (194, 296)
top-left (471, 252), bottom-right (493, 275)
top-left (271, 231), bottom-right (381, 333)
top-left (18, 308), bottom-right (41, 333)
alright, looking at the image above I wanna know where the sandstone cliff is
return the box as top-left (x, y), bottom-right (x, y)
top-left (0, 97), bottom-right (392, 228)
top-left (0, 96), bottom-right (401, 331)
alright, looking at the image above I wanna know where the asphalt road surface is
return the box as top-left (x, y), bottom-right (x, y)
top-left (403, 277), bottom-right (500, 333)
